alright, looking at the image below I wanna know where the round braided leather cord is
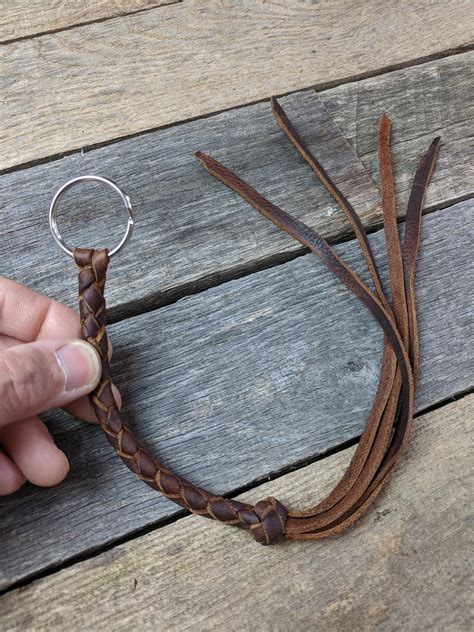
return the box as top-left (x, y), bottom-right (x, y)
top-left (73, 101), bottom-right (439, 545)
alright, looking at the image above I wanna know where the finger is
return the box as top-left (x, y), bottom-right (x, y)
top-left (0, 339), bottom-right (101, 427)
top-left (0, 332), bottom-right (113, 358)
top-left (0, 450), bottom-right (25, 495)
top-left (0, 276), bottom-right (79, 342)
top-left (0, 332), bottom-right (118, 424)
top-left (0, 277), bottom-right (115, 361)
top-left (0, 417), bottom-right (69, 487)
top-left (64, 384), bottom-right (122, 424)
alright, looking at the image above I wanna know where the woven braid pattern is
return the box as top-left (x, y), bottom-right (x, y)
top-left (74, 247), bottom-right (288, 545)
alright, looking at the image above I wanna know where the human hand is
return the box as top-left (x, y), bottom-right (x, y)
top-left (0, 276), bottom-right (121, 494)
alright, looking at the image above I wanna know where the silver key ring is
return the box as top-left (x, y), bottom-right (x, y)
top-left (49, 175), bottom-right (134, 258)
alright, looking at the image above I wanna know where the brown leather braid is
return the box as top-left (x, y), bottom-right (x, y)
top-left (73, 100), bottom-right (439, 544)
top-left (74, 247), bottom-right (287, 545)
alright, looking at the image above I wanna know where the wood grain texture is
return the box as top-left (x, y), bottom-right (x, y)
top-left (1, 395), bottom-right (471, 631)
top-left (321, 51), bottom-right (474, 204)
top-left (0, 202), bottom-right (472, 590)
top-left (1, 53), bottom-right (472, 321)
top-left (0, 0), bottom-right (177, 43)
top-left (1, 0), bottom-right (473, 169)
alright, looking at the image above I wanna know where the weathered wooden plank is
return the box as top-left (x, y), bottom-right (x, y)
top-left (0, 202), bottom-right (472, 590)
top-left (1, 53), bottom-right (472, 320)
top-left (0, 0), bottom-right (178, 43)
top-left (1, 395), bottom-right (471, 630)
top-left (1, 1), bottom-right (472, 170)
top-left (321, 51), bottom-right (474, 205)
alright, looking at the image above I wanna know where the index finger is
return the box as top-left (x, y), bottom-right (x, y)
top-left (0, 276), bottom-right (80, 342)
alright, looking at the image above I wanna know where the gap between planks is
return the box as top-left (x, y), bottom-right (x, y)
top-left (0, 0), bottom-right (182, 45)
top-left (107, 192), bottom-right (473, 325)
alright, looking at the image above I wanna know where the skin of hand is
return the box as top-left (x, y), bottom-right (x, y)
top-left (0, 276), bottom-right (121, 495)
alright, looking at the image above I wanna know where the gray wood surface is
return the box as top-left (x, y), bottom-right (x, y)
top-left (1, 52), bottom-right (472, 322)
top-left (2, 1), bottom-right (472, 170)
top-left (322, 50), bottom-right (473, 203)
top-left (0, 202), bottom-right (472, 590)
top-left (0, 0), bottom-right (176, 43)
top-left (2, 3), bottom-right (471, 626)
top-left (1, 394), bottom-right (471, 631)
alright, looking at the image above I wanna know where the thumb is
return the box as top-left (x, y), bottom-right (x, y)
top-left (0, 340), bottom-right (101, 426)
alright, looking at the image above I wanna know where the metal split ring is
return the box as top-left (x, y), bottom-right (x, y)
top-left (49, 175), bottom-right (134, 258)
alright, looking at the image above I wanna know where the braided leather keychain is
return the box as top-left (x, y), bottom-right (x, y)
top-left (49, 99), bottom-right (440, 545)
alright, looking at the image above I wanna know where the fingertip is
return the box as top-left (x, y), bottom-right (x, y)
top-left (1, 418), bottom-right (70, 488)
top-left (0, 339), bottom-right (102, 426)
top-left (0, 451), bottom-right (26, 495)
top-left (28, 442), bottom-right (70, 487)
top-left (55, 340), bottom-right (101, 394)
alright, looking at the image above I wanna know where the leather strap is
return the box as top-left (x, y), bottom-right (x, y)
top-left (74, 100), bottom-right (439, 544)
